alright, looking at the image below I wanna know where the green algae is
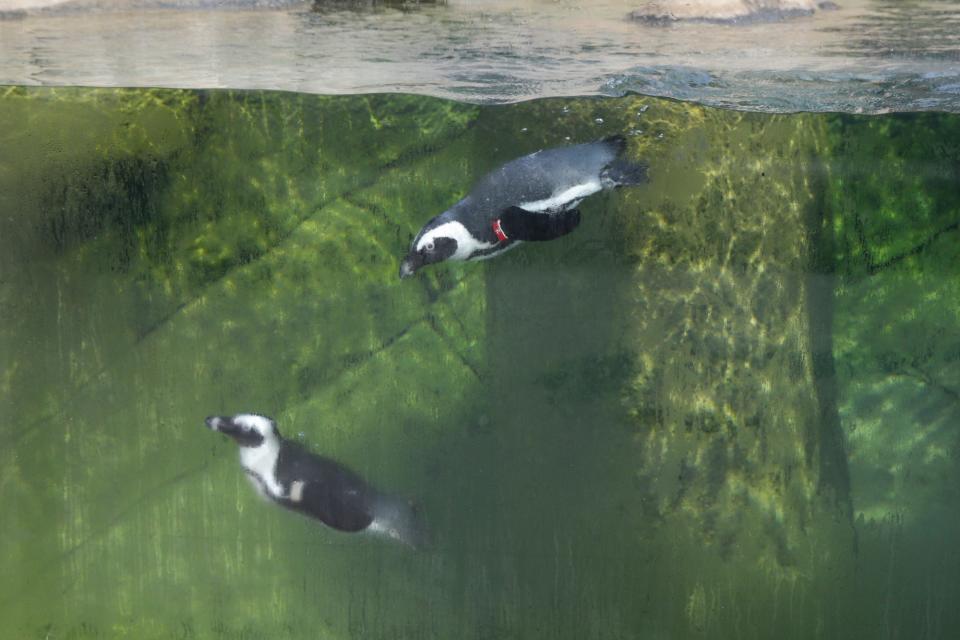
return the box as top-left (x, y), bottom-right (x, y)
top-left (619, 109), bottom-right (848, 557)
top-left (0, 87), bottom-right (484, 639)
top-left (1, 87), bottom-right (958, 639)
top-left (825, 113), bottom-right (959, 525)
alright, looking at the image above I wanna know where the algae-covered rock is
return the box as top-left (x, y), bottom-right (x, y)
top-left (0, 86), bottom-right (198, 421)
top-left (826, 113), bottom-right (960, 524)
top-left (3, 87), bottom-right (956, 640)
top-left (0, 87), bottom-right (484, 639)
top-left (477, 96), bottom-right (855, 638)
top-left (622, 109), bottom-right (848, 529)
top-left (817, 109), bottom-right (960, 640)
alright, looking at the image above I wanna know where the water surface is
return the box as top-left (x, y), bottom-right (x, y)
top-left (2, 0), bottom-right (960, 112)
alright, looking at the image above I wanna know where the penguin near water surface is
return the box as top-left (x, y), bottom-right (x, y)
top-left (399, 134), bottom-right (648, 279)
top-left (204, 414), bottom-right (427, 549)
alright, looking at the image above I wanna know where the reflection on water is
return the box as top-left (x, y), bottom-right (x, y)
top-left (825, 0), bottom-right (960, 60)
top-left (2, 0), bottom-right (960, 112)
top-left (1, 87), bottom-right (958, 638)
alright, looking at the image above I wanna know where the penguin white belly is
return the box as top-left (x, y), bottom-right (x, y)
top-left (423, 220), bottom-right (497, 261)
top-left (518, 180), bottom-right (601, 213)
top-left (239, 442), bottom-right (285, 499)
top-left (470, 241), bottom-right (522, 261)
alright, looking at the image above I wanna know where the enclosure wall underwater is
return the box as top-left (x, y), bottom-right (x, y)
top-left (1, 84), bottom-right (957, 639)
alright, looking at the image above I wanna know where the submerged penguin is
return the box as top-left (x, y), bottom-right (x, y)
top-left (399, 134), bottom-right (648, 278)
top-left (204, 413), bottom-right (427, 549)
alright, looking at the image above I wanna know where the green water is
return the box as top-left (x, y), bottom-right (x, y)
top-left (1, 87), bottom-right (958, 639)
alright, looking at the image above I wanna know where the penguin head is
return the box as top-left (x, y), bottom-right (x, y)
top-left (205, 414), bottom-right (279, 448)
top-left (399, 220), bottom-right (463, 279)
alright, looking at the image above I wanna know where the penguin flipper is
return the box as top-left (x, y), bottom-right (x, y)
top-left (282, 479), bottom-right (375, 532)
top-left (499, 206), bottom-right (581, 242)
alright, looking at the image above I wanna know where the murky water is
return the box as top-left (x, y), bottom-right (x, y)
top-left (1, 87), bottom-right (958, 638)
top-left (2, 0), bottom-right (960, 113)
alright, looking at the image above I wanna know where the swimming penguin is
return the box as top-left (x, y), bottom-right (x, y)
top-left (399, 134), bottom-right (648, 278)
top-left (204, 413), bottom-right (427, 549)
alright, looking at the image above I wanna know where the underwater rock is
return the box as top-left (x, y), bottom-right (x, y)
top-left (827, 113), bottom-right (960, 525)
top-left (0, 88), bottom-right (486, 637)
top-left (480, 97), bottom-right (857, 636)
top-left (630, 0), bottom-right (837, 24)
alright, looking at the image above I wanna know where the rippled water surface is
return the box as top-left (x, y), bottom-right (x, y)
top-left (2, 0), bottom-right (960, 112)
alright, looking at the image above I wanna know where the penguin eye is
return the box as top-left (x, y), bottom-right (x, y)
top-left (424, 240), bottom-right (435, 253)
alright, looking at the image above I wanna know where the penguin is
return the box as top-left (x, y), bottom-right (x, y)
top-left (399, 134), bottom-right (648, 279)
top-left (204, 413), bottom-right (428, 549)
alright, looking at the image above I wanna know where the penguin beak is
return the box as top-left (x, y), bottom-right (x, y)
top-left (399, 252), bottom-right (423, 279)
top-left (205, 415), bottom-right (233, 433)
top-left (205, 415), bottom-right (265, 448)
top-left (206, 415), bottom-right (247, 439)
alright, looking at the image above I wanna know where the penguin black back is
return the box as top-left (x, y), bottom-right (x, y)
top-left (400, 135), bottom-right (648, 278)
top-left (273, 440), bottom-right (374, 532)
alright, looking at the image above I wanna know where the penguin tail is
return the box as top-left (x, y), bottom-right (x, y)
top-left (367, 494), bottom-right (431, 550)
top-left (602, 158), bottom-right (649, 187)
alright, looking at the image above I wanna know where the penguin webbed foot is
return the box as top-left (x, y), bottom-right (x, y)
top-left (602, 159), bottom-right (649, 187)
top-left (499, 206), bottom-right (581, 242)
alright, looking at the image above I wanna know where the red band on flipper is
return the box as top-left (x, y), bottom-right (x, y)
top-left (492, 219), bottom-right (508, 242)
